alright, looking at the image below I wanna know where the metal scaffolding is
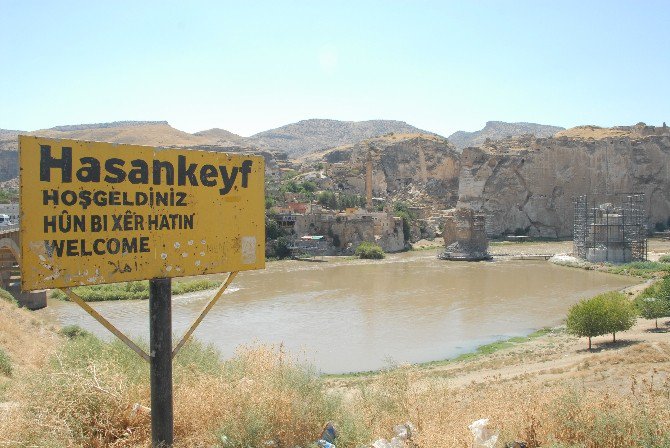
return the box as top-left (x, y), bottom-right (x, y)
top-left (573, 193), bottom-right (647, 263)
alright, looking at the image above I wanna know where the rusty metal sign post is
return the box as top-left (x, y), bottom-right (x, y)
top-left (150, 278), bottom-right (173, 446)
top-left (19, 136), bottom-right (266, 447)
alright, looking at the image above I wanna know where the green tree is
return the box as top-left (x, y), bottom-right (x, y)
top-left (635, 296), bottom-right (669, 329)
top-left (566, 295), bottom-right (610, 350)
top-left (273, 236), bottom-right (292, 259)
top-left (657, 276), bottom-right (670, 301)
top-left (318, 191), bottom-right (338, 210)
top-left (635, 276), bottom-right (670, 328)
top-left (601, 292), bottom-right (636, 342)
top-left (283, 180), bottom-right (301, 193)
top-left (393, 201), bottom-right (415, 219)
top-left (265, 218), bottom-right (284, 241)
top-left (393, 202), bottom-right (415, 243)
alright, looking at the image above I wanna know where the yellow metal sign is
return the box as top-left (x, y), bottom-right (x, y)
top-left (19, 136), bottom-right (265, 290)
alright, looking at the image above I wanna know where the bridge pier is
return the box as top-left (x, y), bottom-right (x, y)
top-left (7, 284), bottom-right (47, 310)
top-left (0, 227), bottom-right (47, 310)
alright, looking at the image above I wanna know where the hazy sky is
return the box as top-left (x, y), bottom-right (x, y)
top-left (1, 0), bottom-right (668, 136)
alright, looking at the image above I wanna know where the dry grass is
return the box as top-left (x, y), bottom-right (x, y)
top-left (0, 300), bottom-right (59, 370)
top-left (0, 333), bottom-right (347, 447)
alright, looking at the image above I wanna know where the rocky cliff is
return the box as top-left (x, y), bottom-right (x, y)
top-left (457, 130), bottom-right (670, 237)
top-left (312, 133), bottom-right (461, 210)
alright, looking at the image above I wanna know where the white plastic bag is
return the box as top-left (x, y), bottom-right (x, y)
top-left (468, 418), bottom-right (499, 448)
top-left (371, 439), bottom-right (392, 448)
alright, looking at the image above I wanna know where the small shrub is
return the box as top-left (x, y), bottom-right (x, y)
top-left (355, 242), bottom-right (385, 259)
top-left (659, 254), bottom-right (670, 263)
top-left (59, 325), bottom-right (92, 339)
top-left (0, 348), bottom-right (11, 376)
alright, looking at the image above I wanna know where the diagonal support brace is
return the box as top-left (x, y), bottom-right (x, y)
top-left (63, 288), bottom-right (151, 362)
top-left (172, 271), bottom-right (238, 358)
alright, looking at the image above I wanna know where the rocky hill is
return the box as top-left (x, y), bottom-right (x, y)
top-left (0, 129), bottom-right (21, 152)
top-left (193, 128), bottom-right (248, 147)
top-left (555, 122), bottom-right (669, 139)
top-left (448, 121), bottom-right (564, 150)
top-left (249, 119), bottom-right (438, 158)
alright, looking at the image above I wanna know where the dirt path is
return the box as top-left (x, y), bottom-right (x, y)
top-left (419, 318), bottom-right (670, 393)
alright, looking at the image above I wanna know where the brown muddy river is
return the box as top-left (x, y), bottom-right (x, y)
top-left (39, 250), bottom-right (637, 373)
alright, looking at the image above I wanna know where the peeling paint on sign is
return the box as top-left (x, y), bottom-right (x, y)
top-left (19, 136), bottom-right (265, 290)
top-left (241, 236), bottom-right (257, 264)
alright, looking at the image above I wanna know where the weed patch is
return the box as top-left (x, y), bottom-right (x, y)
top-left (51, 278), bottom-right (221, 301)
top-left (0, 349), bottom-right (11, 376)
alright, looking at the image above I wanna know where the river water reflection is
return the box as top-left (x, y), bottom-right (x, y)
top-left (39, 251), bottom-right (637, 373)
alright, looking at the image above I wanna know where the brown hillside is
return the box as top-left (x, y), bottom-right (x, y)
top-left (29, 122), bottom-right (212, 147)
top-left (193, 128), bottom-right (247, 146)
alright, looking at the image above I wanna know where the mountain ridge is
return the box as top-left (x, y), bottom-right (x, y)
top-left (248, 118), bottom-right (440, 158)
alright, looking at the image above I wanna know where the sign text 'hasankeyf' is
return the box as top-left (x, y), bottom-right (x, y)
top-left (20, 136), bottom-right (265, 290)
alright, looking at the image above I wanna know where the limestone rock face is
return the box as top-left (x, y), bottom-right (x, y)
top-left (457, 134), bottom-right (670, 237)
top-left (316, 134), bottom-right (461, 210)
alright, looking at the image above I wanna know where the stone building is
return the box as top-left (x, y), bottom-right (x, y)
top-left (293, 210), bottom-right (405, 254)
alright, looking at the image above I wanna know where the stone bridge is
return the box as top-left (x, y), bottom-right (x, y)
top-left (0, 225), bottom-right (47, 309)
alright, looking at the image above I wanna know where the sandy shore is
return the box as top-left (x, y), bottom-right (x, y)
top-left (330, 316), bottom-right (670, 400)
